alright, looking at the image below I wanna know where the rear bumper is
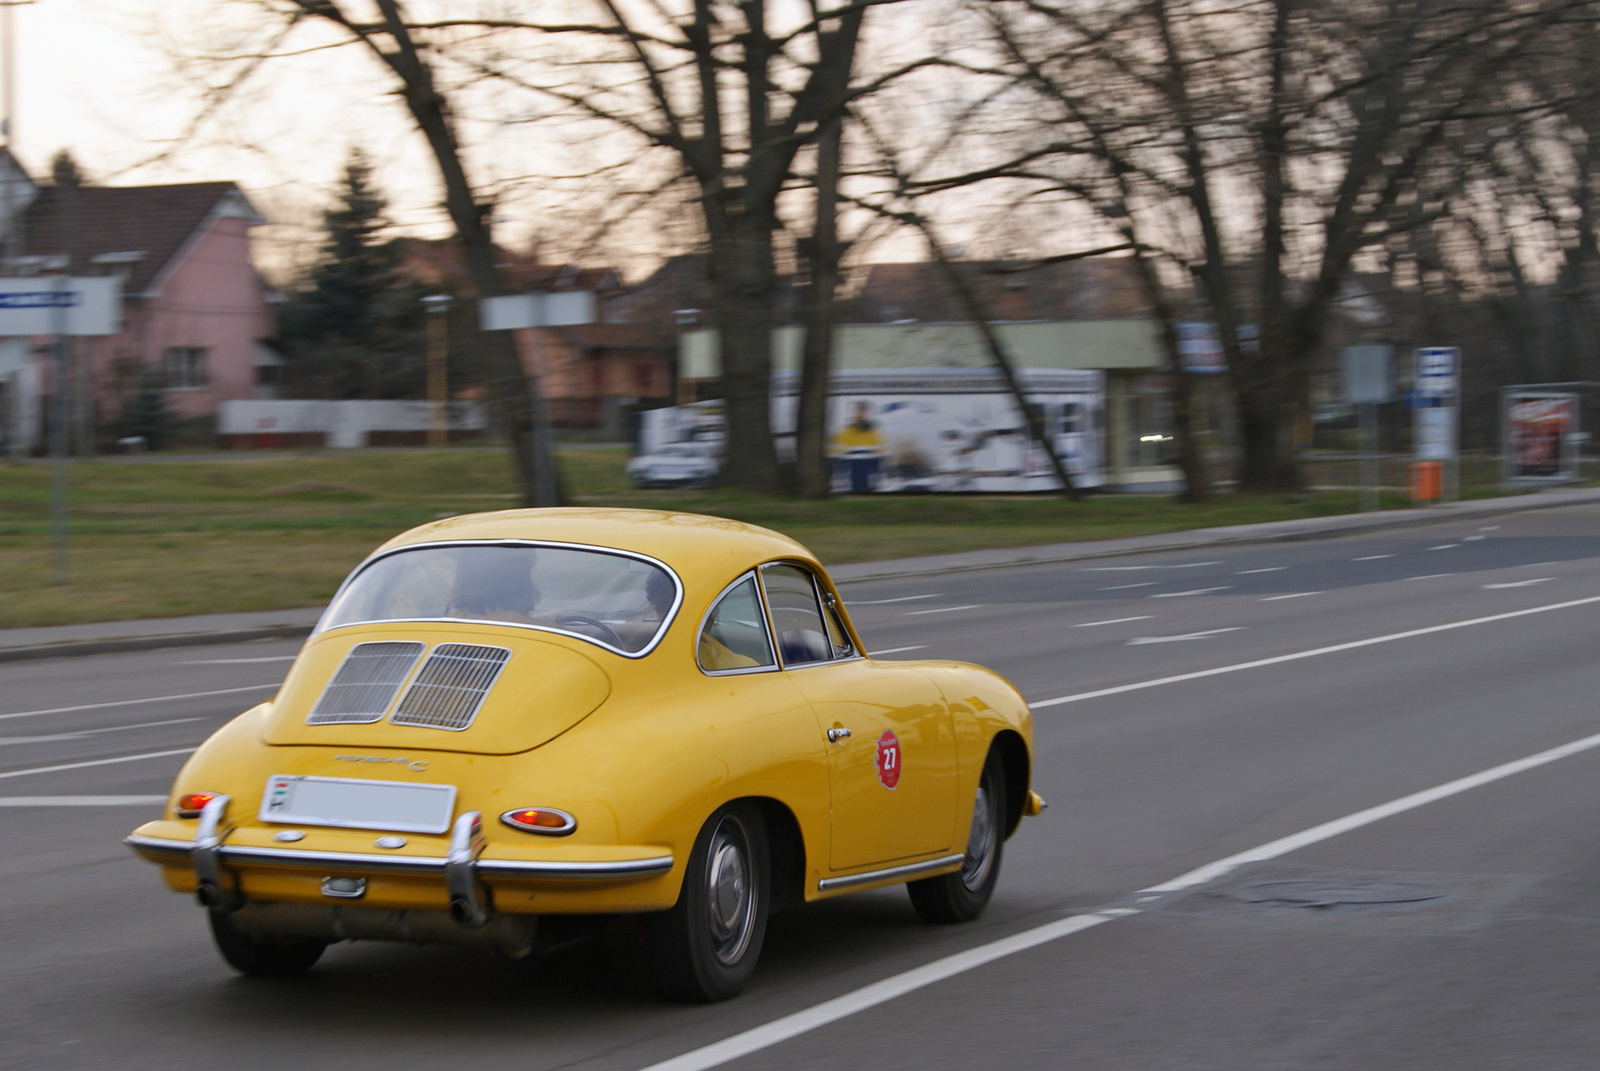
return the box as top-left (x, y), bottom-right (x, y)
top-left (125, 833), bottom-right (674, 880)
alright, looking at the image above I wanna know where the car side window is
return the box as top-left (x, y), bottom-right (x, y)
top-left (760, 564), bottom-right (836, 666)
top-left (698, 575), bottom-right (776, 673)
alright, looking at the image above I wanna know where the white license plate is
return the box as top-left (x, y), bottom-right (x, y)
top-left (259, 774), bottom-right (457, 834)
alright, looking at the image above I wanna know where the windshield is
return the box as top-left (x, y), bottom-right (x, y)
top-left (318, 543), bottom-right (680, 656)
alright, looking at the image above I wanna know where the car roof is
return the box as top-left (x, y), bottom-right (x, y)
top-left (370, 507), bottom-right (822, 596)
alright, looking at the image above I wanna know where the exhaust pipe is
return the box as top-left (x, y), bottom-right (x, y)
top-left (195, 882), bottom-right (226, 909)
top-left (448, 897), bottom-right (474, 925)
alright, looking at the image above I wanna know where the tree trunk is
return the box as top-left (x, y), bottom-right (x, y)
top-left (796, 117), bottom-right (844, 500)
top-left (707, 205), bottom-right (781, 493)
top-left (366, 0), bottom-right (561, 506)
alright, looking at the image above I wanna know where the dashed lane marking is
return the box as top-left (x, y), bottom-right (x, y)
top-left (1098, 582), bottom-right (1156, 590)
top-left (0, 748), bottom-right (196, 781)
top-left (0, 716), bottom-right (203, 747)
top-left (905, 605), bottom-right (981, 616)
top-left (1407, 573), bottom-right (1455, 580)
top-left (1031, 591), bottom-right (1600, 710)
top-left (0, 795), bottom-right (167, 807)
top-left (850, 594), bottom-right (942, 606)
top-left (1074, 615), bottom-right (1155, 628)
top-left (1237, 567), bottom-right (1286, 574)
top-left (638, 724), bottom-right (1600, 1071)
top-left (1261, 592), bottom-right (1322, 602)
top-left (871, 645), bottom-right (929, 656)
top-left (1353, 554), bottom-right (1394, 561)
top-left (1430, 544), bottom-right (1460, 551)
top-left (177, 655), bottom-right (297, 665)
top-left (1126, 628), bottom-right (1244, 646)
top-left (0, 684), bottom-right (278, 723)
top-left (1148, 587), bottom-right (1231, 598)
top-left (1483, 578), bottom-right (1554, 589)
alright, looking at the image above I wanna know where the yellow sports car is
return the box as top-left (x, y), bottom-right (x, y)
top-left (127, 508), bottom-right (1041, 1000)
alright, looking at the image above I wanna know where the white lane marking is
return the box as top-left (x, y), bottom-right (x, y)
top-left (1081, 566), bottom-right (1154, 572)
top-left (1524, 561), bottom-right (1557, 568)
top-left (0, 795), bottom-right (167, 807)
top-left (1353, 554), bottom-right (1393, 561)
top-left (640, 726), bottom-right (1600, 1071)
top-left (1236, 567), bottom-right (1286, 574)
top-left (1171, 561), bottom-right (1222, 569)
top-left (850, 594), bottom-right (942, 606)
top-left (0, 716), bottom-right (203, 746)
top-left (1429, 544), bottom-right (1460, 551)
top-left (177, 655), bottom-right (297, 665)
top-left (1407, 573), bottom-right (1455, 580)
top-left (905, 604), bottom-right (981, 616)
top-left (1126, 627), bottom-right (1243, 646)
top-left (1073, 615), bottom-right (1155, 628)
top-left (1141, 727), bottom-right (1600, 893)
top-left (1148, 586), bottom-right (1231, 599)
top-left (871, 645), bottom-right (929, 656)
top-left (0, 748), bottom-right (196, 781)
top-left (1479, 525), bottom-right (1500, 531)
top-left (1464, 535), bottom-right (1486, 542)
top-left (1098, 582), bottom-right (1156, 591)
top-left (0, 683), bottom-right (278, 723)
top-left (639, 912), bottom-right (1124, 1071)
top-left (1032, 591), bottom-right (1600, 710)
top-left (1483, 578), bottom-right (1554, 589)
top-left (1261, 592), bottom-right (1322, 602)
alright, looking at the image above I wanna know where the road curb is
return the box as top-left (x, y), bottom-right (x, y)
top-left (828, 488), bottom-right (1600, 583)
top-left (0, 623), bottom-right (315, 665)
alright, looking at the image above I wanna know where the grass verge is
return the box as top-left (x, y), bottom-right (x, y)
top-left (0, 445), bottom-right (1552, 627)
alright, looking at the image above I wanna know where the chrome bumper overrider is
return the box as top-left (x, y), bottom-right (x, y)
top-left (125, 796), bottom-right (674, 914)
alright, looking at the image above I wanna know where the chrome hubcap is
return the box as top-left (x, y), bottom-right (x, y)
top-left (705, 817), bottom-right (756, 965)
top-left (961, 779), bottom-right (997, 891)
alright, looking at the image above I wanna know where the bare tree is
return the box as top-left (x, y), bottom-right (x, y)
top-left (978, 0), bottom-right (1597, 491)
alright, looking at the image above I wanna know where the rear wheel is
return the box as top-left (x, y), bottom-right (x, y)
top-left (208, 910), bottom-right (326, 978)
top-left (908, 748), bottom-right (1005, 924)
top-left (645, 802), bottom-right (769, 1002)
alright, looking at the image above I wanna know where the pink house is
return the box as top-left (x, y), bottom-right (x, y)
top-left (0, 153), bottom-right (274, 453)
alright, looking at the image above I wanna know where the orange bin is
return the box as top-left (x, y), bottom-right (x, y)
top-left (1410, 461), bottom-right (1442, 503)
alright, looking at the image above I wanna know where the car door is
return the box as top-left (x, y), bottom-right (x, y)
top-left (760, 563), bottom-right (957, 872)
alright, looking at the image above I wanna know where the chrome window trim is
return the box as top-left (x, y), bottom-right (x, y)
top-left (124, 834), bottom-right (674, 880)
top-left (696, 570), bottom-right (781, 678)
top-left (759, 562), bottom-right (855, 670)
top-left (314, 539), bottom-right (685, 659)
top-left (816, 852), bottom-right (964, 892)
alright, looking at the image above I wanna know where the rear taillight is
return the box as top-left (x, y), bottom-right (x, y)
top-left (499, 807), bottom-right (577, 836)
top-left (174, 792), bottom-right (220, 818)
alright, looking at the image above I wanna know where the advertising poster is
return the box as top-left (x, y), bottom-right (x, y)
top-left (1505, 392), bottom-right (1578, 482)
top-left (638, 369), bottom-right (1105, 493)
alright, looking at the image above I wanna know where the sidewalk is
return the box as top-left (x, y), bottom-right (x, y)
top-left (5, 485), bottom-right (1599, 662)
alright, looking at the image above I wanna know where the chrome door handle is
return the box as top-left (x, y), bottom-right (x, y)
top-left (827, 727), bottom-right (852, 743)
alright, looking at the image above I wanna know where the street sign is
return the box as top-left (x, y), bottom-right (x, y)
top-left (0, 276), bottom-right (120, 336)
top-left (480, 290), bottom-right (596, 331)
top-left (1415, 347), bottom-right (1458, 398)
top-left (1341, 345), bottom-right (1393, 404)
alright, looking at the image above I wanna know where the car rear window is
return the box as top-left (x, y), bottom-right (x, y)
top-left (318, 543), bottom-right (680, 656)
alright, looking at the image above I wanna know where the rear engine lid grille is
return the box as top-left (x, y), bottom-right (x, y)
top-left (306, 641), bottom-right (425, 725)
top-left (390, 643), bottom-right (511, 731)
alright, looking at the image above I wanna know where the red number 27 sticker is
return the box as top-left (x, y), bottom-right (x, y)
top-left (876, 731), bottom-right (902, 790)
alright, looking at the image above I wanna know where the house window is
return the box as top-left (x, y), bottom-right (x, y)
top-left (165, 347), bottom-right (209, 390)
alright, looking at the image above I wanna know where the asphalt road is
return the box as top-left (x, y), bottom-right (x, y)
top-left (4, 504), bottom-right (1600, 1070)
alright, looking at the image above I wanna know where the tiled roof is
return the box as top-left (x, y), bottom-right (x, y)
top-left (22, 181), bottom-right (256, 295)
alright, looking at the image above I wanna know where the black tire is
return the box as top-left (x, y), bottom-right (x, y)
top-left (908, 748), bottom-right (1005, 924)
top-left (208, 910), bottom-right (326, 978)
top-left (645, 802), bottom-right (770, 1002)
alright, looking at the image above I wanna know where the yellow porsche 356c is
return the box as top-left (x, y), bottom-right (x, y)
top-left (127, 508), bottom-right (1040, 1001)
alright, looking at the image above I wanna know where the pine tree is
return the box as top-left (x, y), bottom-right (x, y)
top-left (280, 149), bottom-right (426, 398)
